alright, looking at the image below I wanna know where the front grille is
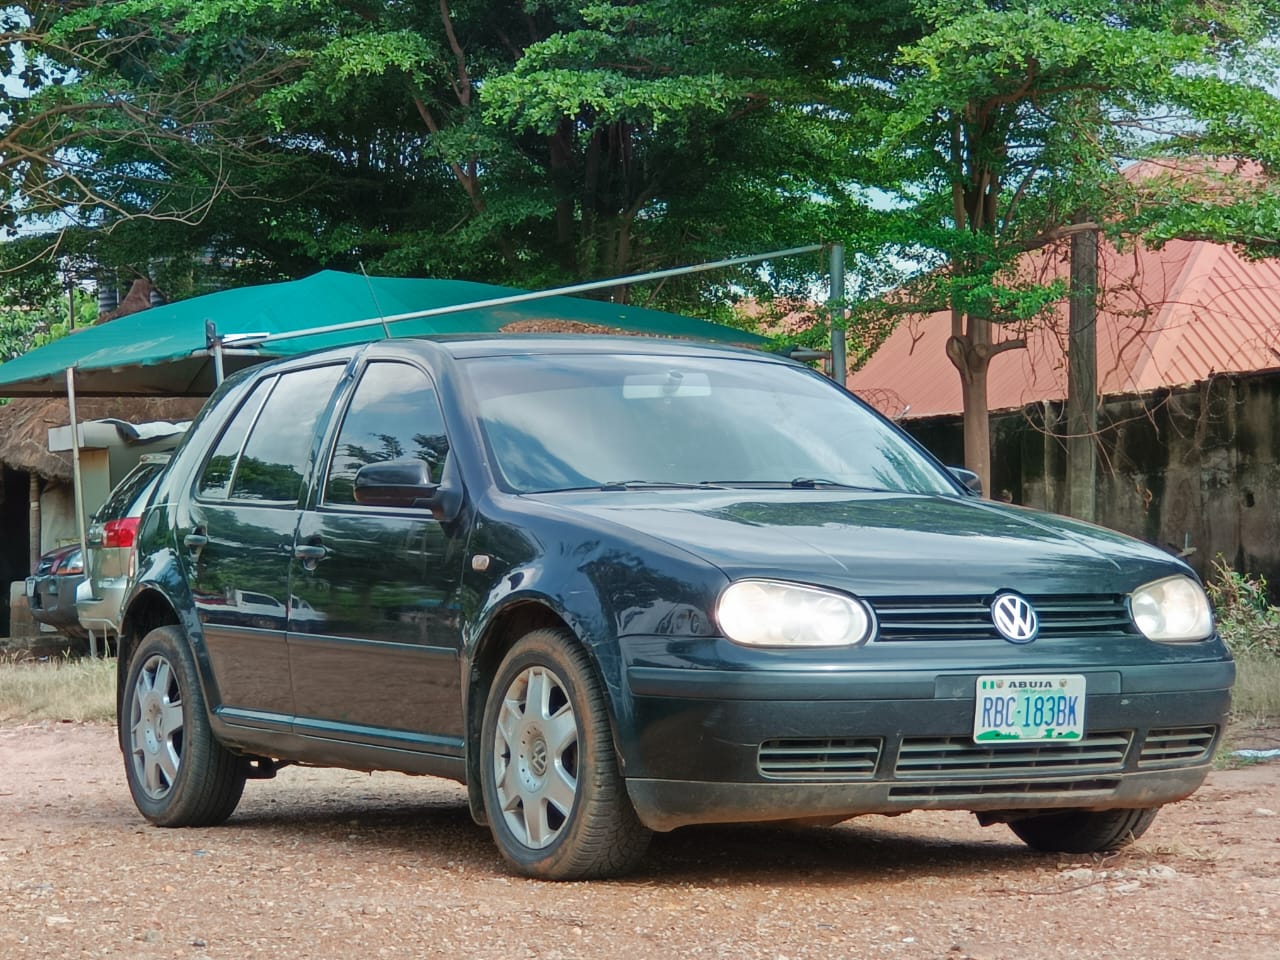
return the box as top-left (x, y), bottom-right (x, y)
top-left (758, 737), bottom-right (881, 780)
top-left (872, 594), bottom-right (1136, 642)
top-left (895, 732), bottom-right (1133, 778)
top-left (889, 778), bottom-right (1121, 800)
top-left (1138, 726), bottom-right (1217, 766)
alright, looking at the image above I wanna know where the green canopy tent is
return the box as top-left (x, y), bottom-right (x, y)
top-left (0, 269), bottom-right (769, 399)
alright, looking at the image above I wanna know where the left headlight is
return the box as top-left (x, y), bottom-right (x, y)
top-left (716, 579), bottom-right (875, 648)
top-left (1129, 575), bottom-right (1214, 642)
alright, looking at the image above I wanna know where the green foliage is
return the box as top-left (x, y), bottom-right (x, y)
top-left (0, 257), bottom-right (97, 361)
top-left (1206, 556), bottom-right (1280, 659)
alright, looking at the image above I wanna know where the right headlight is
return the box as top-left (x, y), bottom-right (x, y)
top-left (1129, 575), bottom-right (1214, 642)
top-left (716, 579), bottom-right (875, 648)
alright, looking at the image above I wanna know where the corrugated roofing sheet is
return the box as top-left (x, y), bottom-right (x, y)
top-left (849, 239), bottom-right (1280, 420)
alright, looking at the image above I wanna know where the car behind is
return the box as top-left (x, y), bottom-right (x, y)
top-left (26, 544), bottom-right (87, 642)
top-left (75, 453), bottom-right (170, 649)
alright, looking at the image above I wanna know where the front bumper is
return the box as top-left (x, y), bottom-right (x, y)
top-left (617, 646), bottom-right (1234, 832)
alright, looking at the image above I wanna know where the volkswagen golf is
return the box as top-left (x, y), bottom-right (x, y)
top-left (114, 336), bottom-right (1234, 879)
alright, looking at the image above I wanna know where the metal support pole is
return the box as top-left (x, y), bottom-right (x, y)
top-left (246, 244), bottom-right (828, 348)
top-left (213, 338), bottom-right (225, 386)
top-left (828, 243), bottom-right (846, 382)
top-left (206, 320), bottom-right (226, 385)
top-left (65, 366), bottom-right (95, 657)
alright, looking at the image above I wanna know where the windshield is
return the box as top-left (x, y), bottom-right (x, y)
top-left (462, 353), bottom-right (956, 496)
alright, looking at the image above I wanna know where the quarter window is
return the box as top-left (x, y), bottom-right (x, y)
top-left (197, 378), bottom-right (271, 499)
top-left (324, 362), bottom-right (450, 506)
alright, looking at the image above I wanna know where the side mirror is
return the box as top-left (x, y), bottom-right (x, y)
top-left (948, 466), bottom-right (983, 497)
top-left (353, 458), bottom-right (461, 522)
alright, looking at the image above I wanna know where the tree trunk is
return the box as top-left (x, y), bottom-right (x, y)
top-left (947, 328), bottom-right (993, 496)
top-left (960, 359), bottom-right (992, 495)
top-left (1066, 223), bottom-right (1099, 521)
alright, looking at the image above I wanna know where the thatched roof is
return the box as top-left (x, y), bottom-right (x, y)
top-left (0, 396), bottom-right (204, 481)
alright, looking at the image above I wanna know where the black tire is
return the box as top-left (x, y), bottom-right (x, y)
top-left (1008, 807), bottom-right (1160, 854)
top-left (480, 628), bottom-right (652, 880)
top-left (120, 625), bottom-right (249, 827)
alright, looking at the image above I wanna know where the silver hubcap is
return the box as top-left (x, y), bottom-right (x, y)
top-left (129, 655), bottom-right (185, 800)
top-left (492, 665), bottom-right (579, 849)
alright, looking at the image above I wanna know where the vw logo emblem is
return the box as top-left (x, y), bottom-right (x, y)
top-left (991, 592), bottom-right (1039, 644)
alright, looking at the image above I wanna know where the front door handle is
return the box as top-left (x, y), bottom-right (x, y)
top-left (294, 543), bottom-right (331, 570)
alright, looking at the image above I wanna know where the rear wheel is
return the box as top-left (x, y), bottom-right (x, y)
top-left (1008, 807), bottom-right (1160, 854)
top-left (480, 628), bottom-right (651, 880)
top-left (120, 625), bottom-right (248, 826)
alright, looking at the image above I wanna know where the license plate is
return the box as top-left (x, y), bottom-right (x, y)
top-left (974, 674), bottom-right (1086, 743)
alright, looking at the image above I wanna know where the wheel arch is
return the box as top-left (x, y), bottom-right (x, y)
top-left (463, 597), bottom-right (619, 827)
top-left (117, 587), bottom-right (183, 721)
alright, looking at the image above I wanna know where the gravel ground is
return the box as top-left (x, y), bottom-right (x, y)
top-left (1, 722), bottom-right (1277, 960)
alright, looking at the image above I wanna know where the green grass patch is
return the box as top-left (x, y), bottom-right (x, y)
top-left (0, 653), bottom-right (116, 724)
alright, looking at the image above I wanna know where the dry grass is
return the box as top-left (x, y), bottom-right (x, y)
top-left (0, 653), bottom-right (116, 724)
top-left (1230, 652), bottom-right (1280, 727)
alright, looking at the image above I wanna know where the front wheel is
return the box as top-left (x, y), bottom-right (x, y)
top-left (120, 625), bottom-right (249, 826)
top-left (480, 628), bottom-right (651, 880)
top-left (1008, 807), bottom-right (1160, 854)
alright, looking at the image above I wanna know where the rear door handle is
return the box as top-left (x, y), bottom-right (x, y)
top-left (183, 533), bottom-right (208, 552)
top-left (294, 543), bottom-right (330, 570)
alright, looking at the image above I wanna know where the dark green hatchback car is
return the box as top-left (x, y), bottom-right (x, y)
top-left (115, 336), bottom-right (1233, 879)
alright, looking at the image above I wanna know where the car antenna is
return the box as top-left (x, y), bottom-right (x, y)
top-left (359, 262), bottom-right (392, 338)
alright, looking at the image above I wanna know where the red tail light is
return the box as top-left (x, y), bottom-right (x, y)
top-left (103, 517), bottom-right (141, 549)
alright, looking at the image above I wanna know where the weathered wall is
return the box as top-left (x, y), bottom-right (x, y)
top-left (903, 373), bottom-right (1280, 595)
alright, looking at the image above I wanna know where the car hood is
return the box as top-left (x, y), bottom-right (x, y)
top-left (525, 488), bottom-right (1185, 596)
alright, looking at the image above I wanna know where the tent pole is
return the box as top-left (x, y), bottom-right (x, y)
top-left (205, 320), bottom-right (225, 385)
top-left (65, 366), bottom-right (95, 658)
top-left (247, 243), bottom-right (829, 348)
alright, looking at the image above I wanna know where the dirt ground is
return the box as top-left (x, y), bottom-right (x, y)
top-left (1, 723), bottom-right (1277, 960)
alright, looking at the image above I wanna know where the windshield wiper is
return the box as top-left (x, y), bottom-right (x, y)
top-left (699, 478), bottom-right (884, 490)
top-left (599, 480), bottom-right (729, 491)
top-left (791, 477), bottom-right (892, 491)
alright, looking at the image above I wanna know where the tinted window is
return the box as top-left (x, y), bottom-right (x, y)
top-left (93, 460), bottom-right (166, 522)
top-left (198, 378), bottom-right (272, 499)
top-left (230, 365), bottom-right (344, 503)
top-left (323, 361), bottom-right (450, 506)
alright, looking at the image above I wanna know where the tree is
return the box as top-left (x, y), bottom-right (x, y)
top-left (861, 0), bottom-right (1280, 494)
top-left (2, 2), bottom-right (293, 252)
top-left (5, 1), bottom-right (905, 313)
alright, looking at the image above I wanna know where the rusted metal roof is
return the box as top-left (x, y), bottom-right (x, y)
top-left (849, 238), bottom-right (1280, 420)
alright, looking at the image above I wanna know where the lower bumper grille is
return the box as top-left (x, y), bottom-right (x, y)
top-left (758, 738), bottom-right (881, 779)
top-left (889, 778), bottom-right (1122, 800)
top-left (1138, 726), bottom-right (1217, 766)
top-left (895, 732), bottom-right (1133, 778)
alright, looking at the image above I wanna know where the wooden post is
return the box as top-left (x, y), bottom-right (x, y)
top-left (28, 473), bottom-right (40, 572)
